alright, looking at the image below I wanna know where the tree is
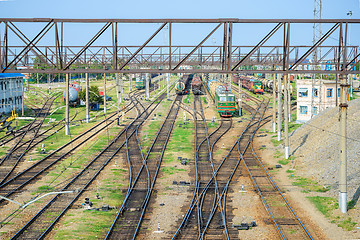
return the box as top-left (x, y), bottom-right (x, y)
top-left (79, 86), bottom-right (102, 103)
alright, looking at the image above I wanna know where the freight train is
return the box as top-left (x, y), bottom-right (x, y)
top-left (207, 79), bottom-right (236, 117)
top-left (63, 81), bottom-right (81, 104)
top-left (233, 75), bottom-right (263, 94)
top-left (191, 74), bottom-right (203, 95)
top-left (175, 74), bottom-right (192, 95)
top-left (261, 78), bottom-right (293, 94)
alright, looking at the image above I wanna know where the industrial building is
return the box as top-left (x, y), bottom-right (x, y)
top-left (296, 78), bottom-right (339, 123)
top-left (0, 73), bottom-right (24, 114)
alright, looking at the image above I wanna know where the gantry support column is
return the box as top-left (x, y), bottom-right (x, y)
top-left (277, 74), bottom-right (282, 141)
top-left (103, 72), bottom-right (107, 113)
top-left (272, 73), bottom-right (277, 132)
top-left (339, 74), bottom-right (348, 213)
top-left (65, 73), bottom-right (70, 135)
top-left (86, 72), bottom-right (89, 123)
top-left (284, 74), bottom-right (289, 159)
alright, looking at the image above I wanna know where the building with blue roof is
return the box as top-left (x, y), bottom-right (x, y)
top-left (0, 73), bottom-right (24, 114)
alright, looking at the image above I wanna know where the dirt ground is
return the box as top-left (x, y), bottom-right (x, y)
top-left (255, 115), bottom-right (360, 240)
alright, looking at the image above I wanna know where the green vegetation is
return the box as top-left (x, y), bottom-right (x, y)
top-left (79, 86), bottom-right (102, 103)
top-left (273, 150), bottom-right (282, 159)
top-left (161, 166), bottom-right (186, 175)
top-left (271, 139), bottom-right (283, 147)
top-left (201, 96), bottom-right (208, 104)
top-left (292, 176), bottom-right (330, 193)
top-left (52, 163), bottom-right (125, 239)
top-left (183, 94), bottom-right (194, 104)
top-left (278, 159), bottom-right (289, 165)
top-left (307, 196), bottom-right (357, 231)
top-left (338, 217), bottom-right (357, 231)
top-left (307, 196), bottom-right (337, 218)
top-left (163, 120), bottom-right (194, 165)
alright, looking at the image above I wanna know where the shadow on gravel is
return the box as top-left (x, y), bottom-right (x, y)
top-left (291, 133), bottom-right (309, 156)
top-left (349, 186), bottom-right (360, 209)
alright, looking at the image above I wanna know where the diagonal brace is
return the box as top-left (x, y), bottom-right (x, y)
top-left (173, 23), bottom-right (222, 70)
top-left (64, 22), bottom-right (112, 70)
top-left (290, 23), bottom-right (340, 70)
top-left (119, 23), bottom-right (167, 70)
top-left (232, 23), bottom-right (283, 71)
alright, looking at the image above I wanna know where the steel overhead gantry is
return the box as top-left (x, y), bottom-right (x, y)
top-left (0, 19), bottom-right (357, 214)
top-left (0, 18), bottom-right (359, 74)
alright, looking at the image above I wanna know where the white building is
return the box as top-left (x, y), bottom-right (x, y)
top-left (296, 78), bottom-right (339, 123)
top-left (0, 73), bottom-right (24, 114)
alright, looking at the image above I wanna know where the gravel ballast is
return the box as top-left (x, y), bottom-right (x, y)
top-left (290, 98), bottom-right (360, 200)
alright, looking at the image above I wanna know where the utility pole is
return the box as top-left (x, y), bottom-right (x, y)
top-left (339, 21), bottom-right (349, 214)
top-left (167, 73), bottom-right (170, 100)
top-left (103, 72), bottom-right (107, 113)
top-left (145, 73), bottom-right (150, 100)
top-left (85, 72), bottom-right (89, 123)
top-left (130, 75), bottom-right (133, 91)
top-left (284, 74), bottom-right (290, 159)
top-left (272, 73), bottom-right (276, 132)
top-left (339, 73), bottom-right (348, 213)
top-left (65, 73), bottom-right (69, 135)
top-left (277, 74), bottom-right (282, 141)
top-left (288, 75), bottom-right (292, 122)
top-left (238, 73), bottom-right (242, 116)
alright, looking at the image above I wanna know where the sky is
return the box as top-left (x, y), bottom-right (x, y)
top-left (0, 0), bottom-right (359, 58)
top-left (0, 0), bottom-right (359, 19)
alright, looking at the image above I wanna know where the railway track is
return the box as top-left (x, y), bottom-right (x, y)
top-left (7, 92), bottom-right (163, 239)
top-left (242, 123), bottom-right (313, 239)
top-left (0, 99), bottom-right (136, 208)
top-left (172, 95), bottom-right (265, 239)
top-left (105, 93), bottom-right (182, 240)
top-left (0, 94), bottom-right (60, 185)
top-left (171, 94), bottom-right (233, 239)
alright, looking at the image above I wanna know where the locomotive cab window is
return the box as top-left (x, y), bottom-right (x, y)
top-left (219, 96), bottom-right (227, 102)
top-left (227, 96), bottom-right (234, 102)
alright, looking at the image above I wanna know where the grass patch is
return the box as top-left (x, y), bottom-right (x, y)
top-left (274, 150), bottom-right (282, 159)
top-left (201, 96), bottom-right (208, 104)
top-left (307, 196), bottom-right (337, 218)
top-left (161, 166), bottom-right (186, 175)
top-left (338, 217), bottom-right (357, 231)
top-left (278, 159), bottom-right (289, 165)
top-left (293, 177), bottom-right (330, 192)
top-left (271, 138), bottom-right (283, 147)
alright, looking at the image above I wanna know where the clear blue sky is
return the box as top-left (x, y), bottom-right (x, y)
top-left (1, 0), bottom-right (359, 19)
top-left (1, 0), bottom-right (359, 51)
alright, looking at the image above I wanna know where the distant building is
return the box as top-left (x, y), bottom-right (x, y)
top-left (0, 73), bottom-right (24, 114)
top-left (296, 78), bottom-right (339, 123)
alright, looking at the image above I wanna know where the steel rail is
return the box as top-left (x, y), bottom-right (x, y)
top-left (132, 94), bottom-right (183, 239)
top-left (172, 97), bottom-right (262, 239)
top-left (0, 93), bottom-right (61, 185)
top-left (0, 100), bottom-right (135, 205)
top-left (201, 101), bottom-right (269, 238)
top-left (246, 128), bottom-right (313, 239)
top-left (9, 92), bottom-right (144, 239)
top-left (105, 87), bottom-right (175, 239)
